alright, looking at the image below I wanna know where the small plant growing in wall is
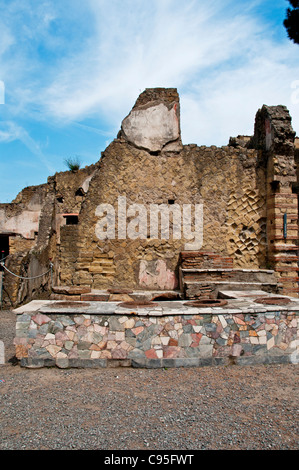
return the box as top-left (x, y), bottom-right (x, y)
top-left (64, 156), bottom-right (81, 172)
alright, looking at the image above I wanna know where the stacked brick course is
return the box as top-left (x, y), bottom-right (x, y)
top-left (180, 251), bottom-right (234, 270)
top-left (253, 105), bottom-right (299, 296)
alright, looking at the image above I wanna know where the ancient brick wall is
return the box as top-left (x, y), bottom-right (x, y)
top-left (0, 165), bottom-right (98, 307)
top-left (1, 88), bottom-right (298, 304)
top-left (52, 89), bottom-right (268, 290)
top-left (252, 105), bottom-right (298, 296)
top-left (57, 137), bottom-right (266, 291)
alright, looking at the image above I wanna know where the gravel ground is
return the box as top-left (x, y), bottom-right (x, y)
top-left (0, 309), bottom-right (298, 451)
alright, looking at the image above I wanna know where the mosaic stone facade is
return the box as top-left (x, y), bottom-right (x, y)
top-left (14, 299), bottom-right (299, 368)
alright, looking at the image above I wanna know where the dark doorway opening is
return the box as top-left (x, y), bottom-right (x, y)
top-left (0, 235), bottom-right (9, 270)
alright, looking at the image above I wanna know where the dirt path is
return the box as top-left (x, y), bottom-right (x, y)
top-left (0, 309), bottom-right (298, 451)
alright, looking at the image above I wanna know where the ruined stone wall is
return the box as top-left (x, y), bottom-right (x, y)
top-left (57, 89), bottom-right (267, 291)
top-left (52, 164), bottom-right (98, 216)
top-left (1, 88), bottom-right (298, 304)
top-left (252, 105), bottom-right (298, 296)
top-left (0, 165), bottom-right (98, 307)
top-left (0, 184), bottom-right (47, 306)
top-left (0, 184), bottom-right (47, 241)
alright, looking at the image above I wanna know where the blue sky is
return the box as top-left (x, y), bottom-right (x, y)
top-left (0, 0), bottom-right (298, 203)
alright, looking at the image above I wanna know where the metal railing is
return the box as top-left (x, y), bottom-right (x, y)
top-left (0, 256), bottom-right (53, 310)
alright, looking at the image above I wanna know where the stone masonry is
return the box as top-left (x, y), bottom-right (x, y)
top-left (14, 295), bottom-right (299, 368)
top-left (0, 88), bottom-right (298, 306)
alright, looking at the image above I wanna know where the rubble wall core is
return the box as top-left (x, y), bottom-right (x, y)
top-left (1, 88), bottom-right (298, 307)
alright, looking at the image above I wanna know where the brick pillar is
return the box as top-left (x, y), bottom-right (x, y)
top-left (267, 189), bottom-right (299, 296)
top-left (253, 105), bottom-right (298, 297)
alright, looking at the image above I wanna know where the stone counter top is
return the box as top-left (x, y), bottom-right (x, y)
top-left (13, 290), bottom-right (299, 317)
top-left (13, 289), bottom-right (299, 369)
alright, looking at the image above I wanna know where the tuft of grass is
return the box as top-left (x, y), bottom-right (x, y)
top-left (64, 156), bottom-right (81, 172)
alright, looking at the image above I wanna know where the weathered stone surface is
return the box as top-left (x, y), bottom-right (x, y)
top-left (32, 313), bottom-right (51, 326)
top-left (121, 102), bottom-right (181, 153)
top-left (81, 293), bottom-right (109, 301)
top-left (108, 294), bottom-right (134, 302)
top-left (2, 87), bottom-right (298, 307)
top-left (15, 306), bottom-right (298, 369)
top-left (52, 286), bottom-right (91, 295)
top-left (109, 317), bottom-right (125, 331)
top-left (56, 357), bottom-right (69, 368)
top-left (15, 344), bottom-right (29, 359)
top-left (46, 344), bottom-right (61, 357)
top-left (50, 294), bottom-right (81, 301)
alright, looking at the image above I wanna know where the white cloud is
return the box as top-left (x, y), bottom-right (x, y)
top-left (32, 0), bottom-right (298, 145)
top-left (38, 1), bottom-right (259, 119)
top-left (181, 40), bottom-right (299, 145)
top-left (0, 22), bottom-right (15, 56)
top-left (0, 121), bottom-right (55, 173)
top-left (1, 0), bottom-right (299, 147)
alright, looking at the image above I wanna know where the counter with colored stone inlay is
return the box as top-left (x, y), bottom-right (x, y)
top-left (13, 292), bottom-right (299, 368)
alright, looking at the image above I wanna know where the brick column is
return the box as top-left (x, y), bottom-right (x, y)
top-left (253, 105), bottom-right (298, 297)
top-left (267, 190), bottom-right (299, 296)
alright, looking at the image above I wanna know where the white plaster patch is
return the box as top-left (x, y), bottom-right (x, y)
top-left (121, 103), bottom-right (181, 152)
top-left (139, 259), bottom-right (177, 290)
top-left (0, 210), bottom-right (40, 239)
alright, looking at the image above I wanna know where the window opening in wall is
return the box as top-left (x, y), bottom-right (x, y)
top-left (63, 214), bottom-right (79, 225)
top-left (292, 183), bottom-right (299, 194)
top-left (270, 181), bottom-right (279, 192)
top-left (75, 188), bottom-right (85, 197)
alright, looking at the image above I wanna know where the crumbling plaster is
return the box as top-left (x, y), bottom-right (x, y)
top-left (1, 88), bottom-right (298, 306)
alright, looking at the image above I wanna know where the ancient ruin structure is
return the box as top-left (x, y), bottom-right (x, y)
top-left (1, 88), bottom-right (299, 306)
top-left (1, 88), bottom-right (298, 368)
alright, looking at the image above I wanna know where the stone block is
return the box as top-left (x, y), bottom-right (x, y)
top-left (51, 293), bottom-right (82, 301)
top-left (146, 358), bottom-right (162, 368)
top-left (56, 357), bottom-right (69, 369)
top-left (196, 344), bottom-right (213, 358)
top-left (198, 357), bottom-right (213, 367)
top-left (107, 359), bottom-right (131, 368)
top-left (161, 358), bottom-right (177, 368)
top-left (109, 317), bottom-right (125, 331)
top-left (81, 293), bottom-right (109, 301)
top-left (121, 101), bottom-right (182, 153)
top-left (131, 357), bottom-right (147, 368)
top-left (235, 355), bottom-right (266, 365)
top-left (20, 358), bottom-right (45, 368)
top-left (85, 358), bottom-right (107, 368)
top-left (52, 286), bottom-right (91, 295)
top-left (178, 333), bottom-right (192, 348)
top-left (173, 358), bottom-right (200, 368)
top-left (109, 293), bottom-right (134, 302)
top-left (78, 350), bottom-right (91, 359)
top-left (77, 340), bottom-right (91, 350)
top-left (0, 341), bottom-right (4, 365)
